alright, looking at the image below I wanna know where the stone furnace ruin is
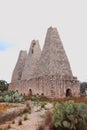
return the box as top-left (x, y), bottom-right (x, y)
top-left (9, 27), bottom-right (80, 99)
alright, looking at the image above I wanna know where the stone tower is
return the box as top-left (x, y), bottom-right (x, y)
top-left (36, 27), bottom-right (73, 77)
top-left (11, 50), bottom-right (27, 82)
top-left (9, 27), bottom-right (80, 99)
top-left (21, 40), bottom-right (41, 80)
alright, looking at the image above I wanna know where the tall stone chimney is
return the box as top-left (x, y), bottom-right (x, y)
top-left (11, 50), bottom-right (27, 82)
top-left (21, 40), bottom-right (41, 80)
top-left (36, 27), bottom-right (73, 77)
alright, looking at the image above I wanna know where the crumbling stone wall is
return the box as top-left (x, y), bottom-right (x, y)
top-left (9, 75), bottom-right (80, 99)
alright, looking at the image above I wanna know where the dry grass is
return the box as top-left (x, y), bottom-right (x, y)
top-left (36, 124), bottom-right (45, 130)
top-left (45, 111), bottom-right (52, 126)
top-left (0, 104), bottom-right (14, 112)
top-left (56, 96), bottom-right (87, 104)
top-left (12, 120), bottom-right (15, 124)
top-left (7, 124), bottom-right (11, 129)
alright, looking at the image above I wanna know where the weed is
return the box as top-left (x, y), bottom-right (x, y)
top-left (37, 124), bottom-right (45, 130)
top-left (12, 120), bottom-right (15, 124)
top-left (23, 114), bottom-right (28, 121)
top-left (7, 124), bottom-right (11, 129)
top-left (45, 111), bottom-right (53, 126)
top-left (26, 103), bottom-right (31, 114)
top-left (18, 119), bottom-right (22, 125)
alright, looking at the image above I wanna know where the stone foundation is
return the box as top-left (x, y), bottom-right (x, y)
top-left (9, 75), bottom-right (80, 99)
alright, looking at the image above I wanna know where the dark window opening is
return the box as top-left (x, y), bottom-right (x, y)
top-left (28, 89), bottom-right (32, 96)
top-left (32, 49), bottom-right (33, 54)
top-left (66, 88), bottom-right (72, 97)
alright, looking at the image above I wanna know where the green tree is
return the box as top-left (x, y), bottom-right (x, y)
top-left (80, 82), bottom-right (87, 94)
top-left (0, 80), bottom-right (8, 92)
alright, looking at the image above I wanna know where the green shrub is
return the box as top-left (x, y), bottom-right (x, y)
top-left (31, 95), bottom-right (39, 104)
top-left (53, 100), bottom-right (87, 130)
top-left (23, 114), bottom-right (28, 121)
top-left (0, 96), bottom-right (4, 102)
top-left (80, 82), bottom-right (87, 94)
top-left (0, 80), bottom-right (8, 92)
top-left (0, 90), bottom-right (25, 103)
top-left (40, 102), bottom-right (47, 109)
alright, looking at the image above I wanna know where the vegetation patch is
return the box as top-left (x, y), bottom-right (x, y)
top-left (0, 90), bottom-right (24, 103)
top-left (52, 100), bottom-right (87, 130)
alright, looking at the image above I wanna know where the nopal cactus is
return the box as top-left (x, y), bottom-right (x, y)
top-left (53, 100), bottom-right (87, 130)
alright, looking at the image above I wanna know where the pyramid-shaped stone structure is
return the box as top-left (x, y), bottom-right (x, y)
top-left (10, 27), bottom-right (80, 99)
top-left (36, 27), bottom-right (73, 77)
top-left (11, 50), bottom-right (27, 82)
top-left (21, 40), bottom-right (41, 80)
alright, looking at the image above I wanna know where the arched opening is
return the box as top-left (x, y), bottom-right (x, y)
top-left (66, 88), bottom-right (72, 97)
top-left (28, 89), bottom-right (32, 97)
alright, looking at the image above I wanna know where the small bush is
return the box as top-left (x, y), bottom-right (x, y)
top-left (18, 119), bottom-right (22, 125)
top-left (0, 80), bottom-right (8, 92)
top-left (12, 120), bottom-right (15, 124)
top-left (37, 125), bottom-right (45, 130)
top-left (26, 102), bottom-right (31, 114)
top-left (40, 102), bottom-right (46, 109)
top-left (45, 111), bottom-right (53, 126)
top-left (0, 90), bottom-right (25, 103)
top-left (53, 100), bottom-right (87, 130)
top-left (23, 114), bottom-right (28, 121)
top-left (7, 124), bottom-right (11, 129)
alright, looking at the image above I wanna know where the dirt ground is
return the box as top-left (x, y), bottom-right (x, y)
top-left (0, 103), bottom-right (53, 130)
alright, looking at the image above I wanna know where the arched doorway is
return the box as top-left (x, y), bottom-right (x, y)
top-left (66, 88), bottom-right (72, 97)
top-left (28, 89), bottom-right (32, 97)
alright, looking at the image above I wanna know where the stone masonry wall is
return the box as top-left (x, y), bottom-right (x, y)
top-left (9, 75), bottom-right (80, 99)
top-left (9, 27), bottom-right (80, 99)
top-left (36, 27), bottom-right (73, 77)
top-left (21, 40), bottom-right (41, 80)
top-left (11, 50), bottom-right (27, 82)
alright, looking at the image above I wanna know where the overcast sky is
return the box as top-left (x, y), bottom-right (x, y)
top-left (0, 0), bottom-right (87, 83)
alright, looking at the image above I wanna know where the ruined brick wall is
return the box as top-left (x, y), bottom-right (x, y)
top-left (9, 75), bottom-right (80, 99)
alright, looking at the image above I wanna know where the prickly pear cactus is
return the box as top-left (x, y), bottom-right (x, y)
top-left (53, 100), bottom-right (87, 130)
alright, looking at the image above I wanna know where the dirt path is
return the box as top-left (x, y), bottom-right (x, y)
top-left (6, 103), bottom-right (53, 130)
top-left (10, 111), bottom-right (44, 130)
